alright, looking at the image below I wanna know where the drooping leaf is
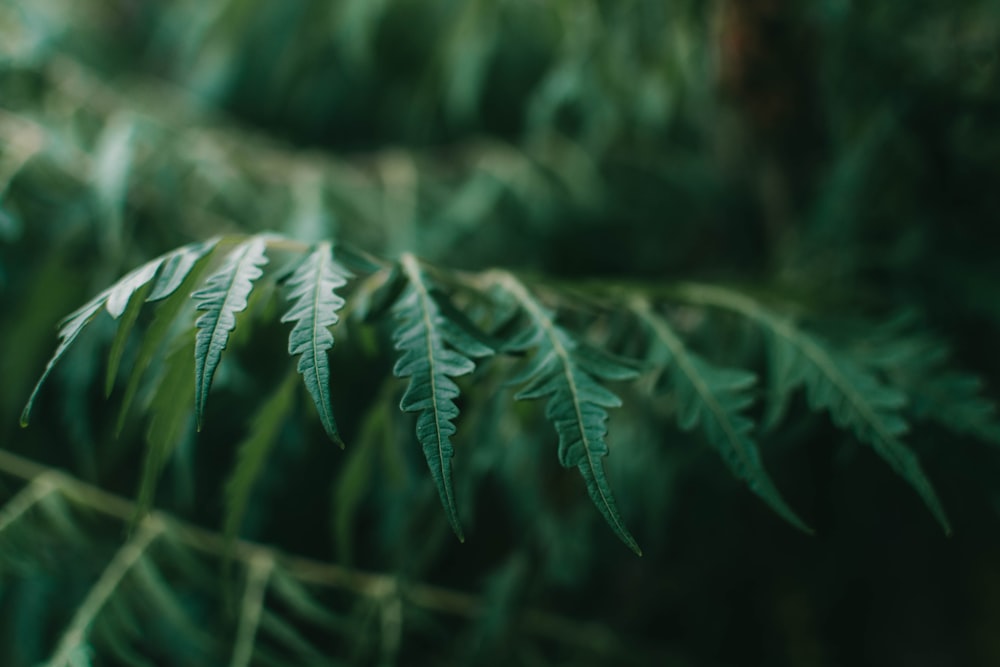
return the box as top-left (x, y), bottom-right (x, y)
top-left (147, 237), bottom-right (221, 303)
top-left (765, 320), bottom-right (949, 530)
top-left (492, 272), bottom-right (642, 555)
top-left (853, 324), bottom-right (1000, 446)
top-left (116, 238), bottom-right (220, 433)
top-left (632, 299), bottom-right (810, 532)
top-left (105, 257), bottom-right (165, 319)
top-left (21, 290), bottom-right (112, 427)
top-left (392, 253), bottom-right (494, 542)
top-left (22, 249), bottom-right (180, 425)
top-left (280, 241), bottom-right (350, 447)
top-left (670, 284), bottom-right (950, 533)
top-left (192, 237), bottom-right (269, 429)
top-left (105, 280), bottom-right (156, 397)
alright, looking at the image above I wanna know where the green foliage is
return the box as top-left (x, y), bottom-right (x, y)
top-left (631, 297), bottom-right (809, 533)
top-left (392, 253), bottom-right (494, 541)
top-left (492, 272), bottom-right (641, 554)
top-left (281, 241), bottom-right (350, 447)
top-left (192, 237), bottom-right (270, 429)
top-left (5, 0), bottom-right (1000, 665)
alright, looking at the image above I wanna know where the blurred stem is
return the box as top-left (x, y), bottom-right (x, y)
top-left (0, 447), bottom-right (637, 659)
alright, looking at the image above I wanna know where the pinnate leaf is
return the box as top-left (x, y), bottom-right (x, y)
top-left (632, 299), bottom-right (810, 532)
top-left (493, 273), bottom-right (642, 555)
top-left (280, 241), bottom-right (350, 447)
top-left (392, 253), bottom-right (493, 541)
top-left (193, 237), bottom-right (269, 429)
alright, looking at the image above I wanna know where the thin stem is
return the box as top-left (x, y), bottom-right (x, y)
top-left (0, 473), bottom-right (59, 535)
top-left (45, 516), bottom-right (165, 667)
top-left (229, 551), bottom-right (275, 667)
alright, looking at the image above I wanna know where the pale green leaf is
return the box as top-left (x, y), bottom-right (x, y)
top-left (116, 239), bottom-right (220, 433)
top-left (280, 241), bottom-right (350, 447)
top-left (392, 254), bottom-right (493, 542)
top-left (192, 237), bottom-right (269, 429)
top-left (21, 288), bottom-right (112, 426)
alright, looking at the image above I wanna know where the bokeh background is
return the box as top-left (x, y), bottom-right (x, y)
top-left (2, 1), bottom-right (1000, 665)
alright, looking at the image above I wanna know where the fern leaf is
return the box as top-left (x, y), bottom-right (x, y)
top-left (631, 299), bottom-right (810, 532)
top-left (855, 326), bottom-right (1000, 446)
top-left (116, 239), bottom-right (220, 433)
top-left (105, 279), bottom-right (156, 397)
top-left (766, 320), bottom-right (949, 529)
top-left (147, 237), bottom-right (221, 302)
top-left (192, 237), bottom-right (269, 429)
top-left (392, 253), bottom-right (494, 542)
top-left (22, 252), bottom-right (176, 425)
top-left (280, 241), bottom-right (350, 447)
top-left (21, 290), bottom-right (110, 427)
top-left (105, 257), bottom-right (164, 319)
top-left (672, 284), bottom-right (950, 532)
top-left (493, 273), bottom-right (642, 555)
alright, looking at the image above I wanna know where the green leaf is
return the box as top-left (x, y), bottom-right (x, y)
top-left (105, 257), bottom-right (165, 319)
top-left (105, 280), bottom-right (155, 397)
top-left (21, 290), bottom-right (111, 427)
top-left (22, 248), bottom-right (183, 425)
top-left (854, 324), bottom-right (1000, 446)
top-left (493, 273), bottom-right (642, 555)
top-left (116, 239), bottom-right (220, 433)
top-left (392, 253), bottom-right (493, 542)
top-left (632, 299), bottom-right (810, 533)
top-left (670, 284), bottom-right (950, 533)
top-left (765, 321), bottom-right (949, 530)
top-left (147, 237), bottom-right (221, 302)
top-left (280, 241), bottom-right (350, 447)
top-left (192, 237), bottom-right (269, 429)
top-left (223, 371), bottom-right (298, 548)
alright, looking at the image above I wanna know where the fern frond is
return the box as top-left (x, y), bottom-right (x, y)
top-left (854, 325), bottom-right (1000, 446)
top-left (116, 238), bottom-right (220, 433)
top-left (672, 284), bottom-right (950, 532)
top-left (280, 241), bottom-right (350, 447)
top-left (631, 298), bottom-right (810, 532)
top-left (193, 237), bottom-right (270, 429)
top-left (392, 253), bottom-right (494, 542)
top-left (491, 272), bottom-right (641, 555)
top-left (22, 256), bottom-right (164, 427)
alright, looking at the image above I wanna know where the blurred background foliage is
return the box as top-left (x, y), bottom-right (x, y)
top-left (2, 0), bottom-right (1000, 665)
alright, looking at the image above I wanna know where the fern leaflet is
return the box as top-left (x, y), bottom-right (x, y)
top-left (631, 298), bottom-right (810, 532)
top-left (492, 272), bottom-right (641, 555)
top-left (392, 253), bottom-right (494, 541)
top-left (22, 254), bottom-right (168, 426)
top-left (673, 283), bottom-right (950, 532)
top-left (193, 237), bottom-right (270, 429)
top-left (280, 241), bottom-right (350, 447)
top-left (116, 238), bottom-right (220, 432)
